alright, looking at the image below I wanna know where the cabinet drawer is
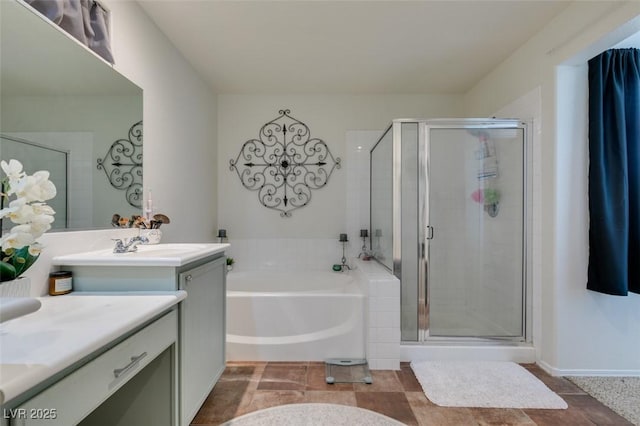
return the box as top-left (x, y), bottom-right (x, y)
top-left (13, 310), bottom-right (177, 426)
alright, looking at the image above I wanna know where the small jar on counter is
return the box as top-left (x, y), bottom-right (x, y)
top-left (49, 271), bottom-right (73, 296)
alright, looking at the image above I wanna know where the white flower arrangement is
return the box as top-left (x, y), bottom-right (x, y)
top-left (0, 159), bottom-right (56, 282)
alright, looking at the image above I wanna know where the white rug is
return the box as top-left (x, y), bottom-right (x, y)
top-left (220, 403), bottom-right (404, 426)
top-left (411, 361), bottom-right (568, 409)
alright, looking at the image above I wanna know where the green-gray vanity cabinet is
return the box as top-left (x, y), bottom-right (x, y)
top-left (54, 252), bottom-right (227, 426)
top-left (8, 310), bottom-right (178, 426)
top-left (178, 257), bottom-right (226, 425)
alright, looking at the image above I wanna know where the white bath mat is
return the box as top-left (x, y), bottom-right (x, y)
top-left (410, 361), bottom-right (568, 409)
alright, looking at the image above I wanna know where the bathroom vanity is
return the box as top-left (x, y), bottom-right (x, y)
top-left (51, 243), bottom-right (229, 426)
top-left (0, 294), bottom-right (185, 426)
top-left (0, 243), bottom-right (228, 426)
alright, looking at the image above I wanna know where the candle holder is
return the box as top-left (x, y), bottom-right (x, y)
top-left (338, 233), bottom-right (350, 271)
top-left (358, 229), bottom-right (370, 259)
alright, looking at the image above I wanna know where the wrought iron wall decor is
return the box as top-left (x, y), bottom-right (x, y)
top-left (97, 120), bottom-right (143, 208)
top-left (229, 109), bottom-right (341, 217)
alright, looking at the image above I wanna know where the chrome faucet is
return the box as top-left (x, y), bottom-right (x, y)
top-left (112, 236), bottom-right (149, 253)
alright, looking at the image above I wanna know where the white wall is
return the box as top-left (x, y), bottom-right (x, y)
top-left (217, 94), bottom-right (462, 240)
top-left (13, 0), bottom-right (219, 295)
top-left (464, 1), bottom-right (640, 374)
top-left (105, 0), bottom-right (218, 243)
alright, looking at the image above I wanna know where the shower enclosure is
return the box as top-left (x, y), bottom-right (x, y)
top-left (370, 119), bottom-right (529, 342)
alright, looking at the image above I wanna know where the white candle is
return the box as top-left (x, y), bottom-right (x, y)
top-left (145, 189), bottom-right (153, 220)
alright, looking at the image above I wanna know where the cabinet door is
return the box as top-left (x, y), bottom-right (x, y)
top-left (179, 257), bottom-right (226, 425)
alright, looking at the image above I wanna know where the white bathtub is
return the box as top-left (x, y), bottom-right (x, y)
top-left (226, 270), bottom-right (365, 361)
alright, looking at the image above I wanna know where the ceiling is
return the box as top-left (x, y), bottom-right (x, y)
top-left (139, 0), bottom-right (570, 95)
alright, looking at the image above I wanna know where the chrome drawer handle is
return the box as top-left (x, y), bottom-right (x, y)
top-left (113, 352), bottom-right (147, 378)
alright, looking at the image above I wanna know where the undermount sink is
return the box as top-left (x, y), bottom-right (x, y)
top-left (52, 243), bottom-right (229, 267)
top-left (0, 297), bottom-right (42, 323)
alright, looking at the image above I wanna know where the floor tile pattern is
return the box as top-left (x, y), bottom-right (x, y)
top-left (191, 362), bottom-right (633, 425)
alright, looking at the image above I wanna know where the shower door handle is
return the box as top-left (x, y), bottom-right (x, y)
top-left (426, 226), bottom-right (434, 240)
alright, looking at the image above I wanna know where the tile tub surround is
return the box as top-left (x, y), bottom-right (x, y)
top-left (224, 238), bottom-right (348, 272)
top-left (354, 259), bottom-right (400, 371)
top-left (191, 362), bottom-right (632, 425)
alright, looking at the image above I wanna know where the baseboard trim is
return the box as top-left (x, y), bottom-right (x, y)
top-left (538, 360), bottom-right (640, 377)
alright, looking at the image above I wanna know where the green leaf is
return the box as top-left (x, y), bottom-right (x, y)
top-left (0, 261), bottom-right (17, 281)
top-left (12, 247), bottom-right (38, 277)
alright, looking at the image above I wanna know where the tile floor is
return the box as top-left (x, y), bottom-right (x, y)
top-left (191, 362), bottom-right (633, 425)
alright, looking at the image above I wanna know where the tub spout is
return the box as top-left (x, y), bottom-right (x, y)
top-left (340, 260), bottom-right (351, 272)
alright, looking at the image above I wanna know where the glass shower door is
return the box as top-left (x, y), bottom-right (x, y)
top-left (426, 125), bottom-right (526, 339)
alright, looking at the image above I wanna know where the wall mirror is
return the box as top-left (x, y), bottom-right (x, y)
top-left (0, 0), bottom-right (143, 231)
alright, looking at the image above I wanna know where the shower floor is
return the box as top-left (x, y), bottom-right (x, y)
top-left (190, 362), bottom-right (631, 425)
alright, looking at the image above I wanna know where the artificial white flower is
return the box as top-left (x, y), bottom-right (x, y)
top-left (0, 197), bottom-right (26, 220)
top-left (31, 203), bottom-right (56, 216)
top-left (28, 243), bottom-right (43, 256)
top-left (1, 159), bottom-right (56, 281)
top-left (31, 171), bottom-right (56, 200)
top-left (28, 217), bottom-right (54, 238)
top-left (0, 159), bottom-right (25, 181)
top-left (1, 228), bottom-right (36, 251)
top-left (12, 174), bottom-right (56, 202)
top-left (2, 201), bottom-right (33, 225)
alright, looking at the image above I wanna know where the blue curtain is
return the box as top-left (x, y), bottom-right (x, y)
top-left (587, 48), bottom-right (639, 296)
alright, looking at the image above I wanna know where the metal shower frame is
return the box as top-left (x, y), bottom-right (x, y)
top-left (370, 118), bottom-right (532, 344)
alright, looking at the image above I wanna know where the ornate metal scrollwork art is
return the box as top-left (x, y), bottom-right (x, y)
top-left (230, 109), bottom-right (341, 217)
top-left (97, 120), bottom-right (143, 208)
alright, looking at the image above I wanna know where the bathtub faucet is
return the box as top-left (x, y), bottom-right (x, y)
top-left (340, 259), bottom-right (351, 272)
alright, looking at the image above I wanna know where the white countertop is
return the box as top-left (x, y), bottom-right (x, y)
top-left (0, 292), bottom-right (186, 406)
top-left (52, 243), bottom-right (229, 267)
